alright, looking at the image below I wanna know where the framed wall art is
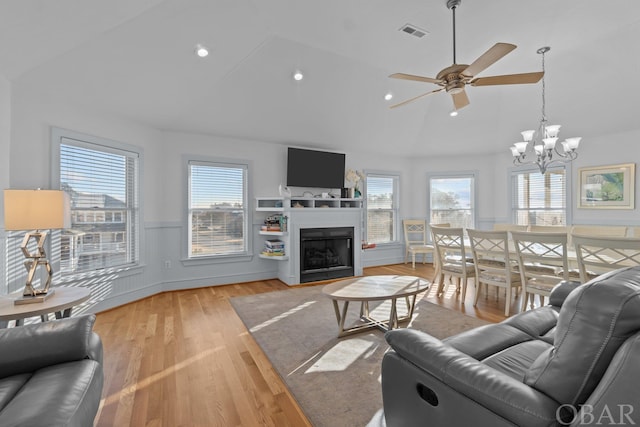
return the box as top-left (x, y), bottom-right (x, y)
top-left (578, 163), bottom-right (635, 209)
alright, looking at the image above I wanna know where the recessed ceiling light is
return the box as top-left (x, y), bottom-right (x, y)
top-left (384, 92), bottom-right (393, 101)
top-left (450, 110), bottom-right (458, 117)
top-left (293, 70), bottom-right (304, 81)
top-left (195, 44), bottom-right (209, 58)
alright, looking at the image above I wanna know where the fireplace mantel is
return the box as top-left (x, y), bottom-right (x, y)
top-left (256, 197), bottom-right (363, 285)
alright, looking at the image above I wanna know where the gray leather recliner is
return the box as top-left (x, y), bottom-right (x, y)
top-left (0, 314), bottom-right (104, 427)
top-left (381, 266), bottom-right (640, 427)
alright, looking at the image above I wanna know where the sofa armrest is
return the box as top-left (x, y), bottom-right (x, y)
top-left (88, 331), bottom-right (104, 365)
top-left (575, 332), bottom-right (640, 426)
top-left (0, 314), bottom-right (100, 378)
top-left (548, 280), bottom-right (582, 307)
top-left (385, 329), bottom-right (561, 425)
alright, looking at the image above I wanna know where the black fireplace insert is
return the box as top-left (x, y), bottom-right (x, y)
top-left (300, 227), bottom-right (354, 283)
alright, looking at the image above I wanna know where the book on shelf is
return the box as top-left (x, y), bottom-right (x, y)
top-left (262, 248), bottom-right (285, 254)
top-left (260, 251), bottom-right (285, 256)
top-left (263, 214), bottom-right (288, 232)
top-left (264, 239), bottom-right (284, 248)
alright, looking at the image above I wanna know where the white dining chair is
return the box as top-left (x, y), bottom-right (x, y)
top-left (492, 223), bottom-right (528, 232)
top-left (467, 229), bottom-right (521, 316)
top-left (511, 231), bottom-right (569, 311)
top-left (572, 234), bottom-right (640, 283)
top-left (402, 219), bottom-right (435, 269)
top-left (528, 225), bottom-right (569, 233)
top-left (431, 226), bottom-right (476, 302)
top-left (568, 225), bottom-right (627, 251)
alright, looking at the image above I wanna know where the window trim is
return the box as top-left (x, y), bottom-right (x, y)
top-left (51, 127), bottom-right (143, 277)
top-left (507, 163), bottom-right (573, 226)
top-left (183, 155), bottom-right (253, 262)
top-left (364, 170), bottom-right (400, 245)
top-left (426, 171), bottom-right (478, 229)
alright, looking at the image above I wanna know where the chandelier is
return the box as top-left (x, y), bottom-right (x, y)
top-left (510, 47), bottom-right (581, 174)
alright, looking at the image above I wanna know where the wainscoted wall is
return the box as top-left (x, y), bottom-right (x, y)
top-left (78, 223), bottom-right (281, 313)
top-left (0, 233), bottom-right (5, 295)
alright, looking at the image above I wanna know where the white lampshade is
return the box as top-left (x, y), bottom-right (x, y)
top-left (564, 137), bottom-right (581, 150)
top-left (543, 137), bottom-right (558, 150)
top-left (510, 146), bottom-right (520, 157)
top-left (545, 125), bottom-right (561, 138)
top-left (4, 189), bottom-right (71, 231)
top-left (514, 142), bottom-right (528, 153)
top-left (520, 130), bottom-right (536, 142)
top-left (534, 145), bottom-right (544, 155)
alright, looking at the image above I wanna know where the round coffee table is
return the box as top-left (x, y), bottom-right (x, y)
top-left (322, 275), bottom-right (430, 337)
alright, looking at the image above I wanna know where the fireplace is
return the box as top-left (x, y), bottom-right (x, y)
top-left (300, 227), bottom-right (354, 283)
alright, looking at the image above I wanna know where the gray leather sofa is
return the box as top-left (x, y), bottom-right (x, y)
top-left (0, 314), bottom-right (104, 427)
top-left (381, 266), bottom-right (640, 427)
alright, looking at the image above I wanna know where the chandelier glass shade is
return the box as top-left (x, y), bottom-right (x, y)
top-left (510, 47), bottom-right (581, 174)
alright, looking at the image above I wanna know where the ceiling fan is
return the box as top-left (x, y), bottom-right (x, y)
top-left (389, 0), bottom-right (543, 110)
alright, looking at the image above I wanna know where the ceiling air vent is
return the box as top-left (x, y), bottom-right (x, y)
top-left (399, 24), bottom-right (429, 39)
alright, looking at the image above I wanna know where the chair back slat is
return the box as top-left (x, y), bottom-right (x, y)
top-left (511, 231), bottom-right (569, 310)
top-left (572, 234), bottom-right (640, 282)
top-left (493, 223), bottom-right (528, 233)
top-left (467, 229), bottom-right (520, 316)
top-left (403, 219), bottom-right (428, 246)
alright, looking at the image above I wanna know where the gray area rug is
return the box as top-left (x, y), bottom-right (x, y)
top-left (230, 285), bottom-right (491, 427)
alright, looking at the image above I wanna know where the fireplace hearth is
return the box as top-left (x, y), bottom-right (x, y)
top-left (300, 227), bottom-right (354, 283)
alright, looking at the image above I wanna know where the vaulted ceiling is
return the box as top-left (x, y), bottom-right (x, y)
top-left (2, 0), bottom-right (639, 157)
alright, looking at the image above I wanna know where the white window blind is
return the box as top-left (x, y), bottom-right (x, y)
top-left (366, 174), bottom-right (398, 244)
top-left (59, 138), bottom-right (139, 274)
top-left (511, 168), bottom-right (566, 226)
top-left (189, 161), bottom-right (247, 257)
top-left (429, 175), bottom-right (475, 228)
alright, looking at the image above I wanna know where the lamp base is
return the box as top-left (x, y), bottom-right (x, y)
top-left (14, 289), bottom-right (56, 305)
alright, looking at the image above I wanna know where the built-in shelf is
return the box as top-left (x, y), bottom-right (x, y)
top-left (259, 230), bottom-right (287, 236)
top-left (256, 197), bottom-right (363, 210)
top-left (258, 254), bottom-right (289, 260)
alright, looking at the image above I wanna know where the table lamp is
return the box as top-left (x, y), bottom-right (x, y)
top-left (3, 189), bottom-right (70, 304)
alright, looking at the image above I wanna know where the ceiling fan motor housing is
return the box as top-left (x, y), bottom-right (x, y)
top-left (447, 81), bottom-right (465, 94)
top-left (447, 0), bottom-right (461, 10)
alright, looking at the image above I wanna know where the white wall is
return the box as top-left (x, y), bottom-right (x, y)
top-left (0, 75), bottom-right (11, 293)
top-left (408, 152), bottom-right (503, 229)
top-left (408, 136), bottom-right (640, 230)
top-left (4, 74), bottom-right (640, 312)
top-left (4, 81), bottom-right (415, 311)
top-left (568, 129), bottom-right (640, 225)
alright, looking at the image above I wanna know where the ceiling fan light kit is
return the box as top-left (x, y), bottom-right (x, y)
top-left (389, 0), bottom-right (543, 111)
top-left (194, 43), bottom-right (209, 58)
top-left (510, 46), bottom-right (581, 175)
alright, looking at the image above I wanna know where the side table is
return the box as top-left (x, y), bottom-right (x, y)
top-left (0, 287), bottom-right (91, 328)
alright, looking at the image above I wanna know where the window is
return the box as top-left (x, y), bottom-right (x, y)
top-left (511, 167), bottom-right (566, 226)
top-left (188, 161), bottom-right (248, 257)
top-left (365, 174), bottom-right (399, 244)
top-left (429, 174), bottom-right (476, 228)
top-left (57, 136), bottom-right (140, 274)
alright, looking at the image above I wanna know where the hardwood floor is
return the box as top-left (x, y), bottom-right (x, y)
top-left (93, 263), bottom-right (524, 426)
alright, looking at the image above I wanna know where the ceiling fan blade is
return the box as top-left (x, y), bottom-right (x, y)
top-left (470, 71), bottom-right (544, 86)
top-left (452, 89), bottom-right (470, 110)
top-left (462, 43), bottom-right (516, 77)
top-left (389, 88), bottom-right (444, 109)
top-left (389, 73), bottom-right (442, 84)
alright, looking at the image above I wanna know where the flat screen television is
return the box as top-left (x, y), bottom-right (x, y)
top-left (286, 147), bottom-right (345, 189)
